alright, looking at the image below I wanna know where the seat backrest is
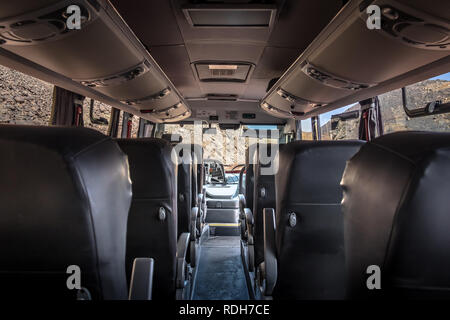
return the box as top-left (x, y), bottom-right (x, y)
top-left (192, 144), bottom-right (204, 195)
top-left (342, 131), bottom-right (450, 299)
top-left (253, 143), bottom-right (277, 268)
top-left (0, 125), bottom-right (132, 300)
top-left (176, 145), bottom-right (192, 236)
top-left (244, 145), bottom-right (257, 215)
top-left (191, 147), bottom-right (199, 206)
top-left (115, 138), bottom-right (177, 300)
top-left (274, 140), bottom-right (364, 299)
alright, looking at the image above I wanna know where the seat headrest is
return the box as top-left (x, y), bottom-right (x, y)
top-left (0, 125), bottom-right (132, 300)
top-left (191, 144), bottom-right (203, 165)
top-left (278, 140), bottom-right (364, 204)
top-left (115, 138), bottom-right (176, 200)
top-left (342, 131), bottom-right (450, 299)
top-left (161, 134), bottom-right (182, 145)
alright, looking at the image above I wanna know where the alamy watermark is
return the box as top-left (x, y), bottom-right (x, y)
top-left (66, 5), bottom-right (82, 30)
top-left (366, 265), bottom-right (381, 290)
top-left (366, 5), bottom-right (381, 30)
top-left (66, 264), bottom-right (81, 290)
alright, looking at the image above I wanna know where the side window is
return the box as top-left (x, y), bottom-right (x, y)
top-left (0, 64), bottom-right (144, 136)
top-left (84, 99), bottom-right (113, 135)
top-left (300, 119), bottom-right (313, 140)
top-left (0, 65), bottom-right (53, 126)
top-left (379, 72), bottom-right (450, 134)
top-left (320, 104), bottom-right (360, 140)
top-left (116, 112), bottom-right (140, 138)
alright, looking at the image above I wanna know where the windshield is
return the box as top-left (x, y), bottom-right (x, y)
top-left (161, 123), bottom-right (282, 170)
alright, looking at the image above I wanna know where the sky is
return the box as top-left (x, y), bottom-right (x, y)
top-left (430, 73), bottom-right (450, 81)
top-left (301, 72), bottom-right (450, 132)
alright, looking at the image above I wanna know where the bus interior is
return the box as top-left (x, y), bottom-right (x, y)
top-left (0, 0), bottom-right (449, 302)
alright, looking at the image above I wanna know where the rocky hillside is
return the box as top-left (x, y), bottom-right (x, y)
top-left (321, 79), bottom-right (450, 139)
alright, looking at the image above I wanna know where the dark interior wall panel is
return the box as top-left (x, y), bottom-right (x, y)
top-left (268, 0), bottom-right (342, 48)
top-left (110, 0), bottom-right (184, 46)
top-left (0, 0), bottom-right (59, 19)
top-left (149, 45), bottom-right (201, 99)
top-left (186, 42), bottom-right (264, 64)
top-left (396, 0), bottom-right (450, 21)
top-left (198, 82), bottom-right (247, 97)
top-left (242, 78), bottom-right (272, 100)
top-left (252, 46), bottom-right (300, 79)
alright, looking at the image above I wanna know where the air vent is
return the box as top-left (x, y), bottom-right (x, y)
top-left (195, 62), bottom-right (253, 82)
top-left (140, 102), bottom-right (182, 115)
top-left (122, 88), bottom-right (171, 105)
top-left (0, 3), bottom-right (96, 46)
top-left (301, 62), bottom-right (375, 91)
top-left (182, 4), bottom-right (277, 28)
top-left (261, 102), bottom-right (293, 118)
top-left (361, 5), bottom-right (449, 50)
top-left (276, 88), bottom-right (322, 107)
top-left (77, 61), bottom-right (151, 87)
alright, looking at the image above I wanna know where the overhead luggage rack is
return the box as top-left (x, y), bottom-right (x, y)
top-left (260, 0), bottom-right (450, 120)
top-left (0, 0), bottom-right (192, 123)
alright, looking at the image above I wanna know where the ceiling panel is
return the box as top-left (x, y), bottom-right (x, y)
top-left (252, 46), bottom-right (301, 79)
top-left (186, 42), bottom-right (264, 64)
top-left (149, 45), bottom-right (201, 98)
top-left (110, 0), bottom-right (183, 46)
top-left (268, 0), bottom-right (342, 48)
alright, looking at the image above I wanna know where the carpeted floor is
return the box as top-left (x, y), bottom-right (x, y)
top-left (192, 236), bottom-right (250, 300)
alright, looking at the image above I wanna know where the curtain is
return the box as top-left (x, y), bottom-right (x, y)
top-left (50, 86), bottom-right (85, 126)
top-left (358, 97), bottom-right (383, 141)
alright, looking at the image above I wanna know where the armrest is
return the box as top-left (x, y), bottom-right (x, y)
top-left (190, 207), bottom-right (199, 239)
top-left (176, 232), bottom-right (190, 290)
top-left (244, 208), bottom-right (254, 226)
top-left (197, 193), bottom-right (204, 207)
top-left (128, 258), bottom-right (154, 300)
top-left (238, 194), bottom-right (246, 215)
top-left (263, 208), bottom-right (277, 296)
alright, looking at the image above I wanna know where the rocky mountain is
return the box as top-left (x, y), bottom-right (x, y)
top-left (320, 78), bottom-right (450, 140)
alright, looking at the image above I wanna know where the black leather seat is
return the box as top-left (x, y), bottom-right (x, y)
top-left (269, 140), bottom-right (364, 299)
top-left (115, 138), bottom-right (178, 300)
top-left (341, 131), bottom-right (450, 299)
top-left (253, 143), bottom-right (277, 269)
top-left (176, 145), bottom-right (192, 237)
top-left (0, 125), bottom-right (132, 300)
top-left (192, 144), bottom-right (206, 232)
top-left (244, 163), bottom-right (255, 216)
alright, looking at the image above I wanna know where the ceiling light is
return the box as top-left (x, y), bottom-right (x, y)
top-left (208, 65), bottom-right (238, 70)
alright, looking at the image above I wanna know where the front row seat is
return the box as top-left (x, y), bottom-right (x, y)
top-left (261, 140), bottom-right (364, 299)
top-left (116, 138), bottom-right (191, 300)
top-left (341, 131), bottom-right (450, 299)
top-left (0, 125), bottom-right (132, 300)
